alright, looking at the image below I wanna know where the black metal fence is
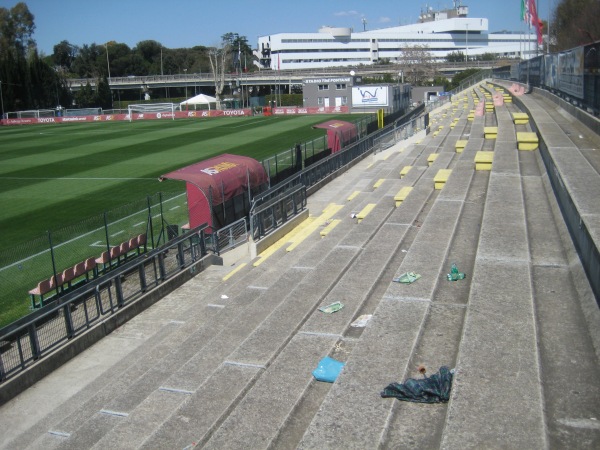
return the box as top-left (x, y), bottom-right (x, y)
top-left (492, 40), bottom-right (600, 116)
top-left (0, 224), bottom-right (210, 383)
top-left (0, 192), bottom-right (189, 325)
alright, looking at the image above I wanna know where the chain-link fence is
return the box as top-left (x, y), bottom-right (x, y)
top-left (261, 114), bottom-right (376, 185)
top-left (0, 192), bottom-right (188, 327)
top-left (0, 223), bottom-right (210, 384)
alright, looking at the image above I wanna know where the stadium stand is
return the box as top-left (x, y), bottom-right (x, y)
top-left (2, 83), bottom-right (599, 449)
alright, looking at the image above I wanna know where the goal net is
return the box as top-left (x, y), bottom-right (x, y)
top-left (65, 107), bottom-right (102, 116)
top-left (7, 109), bottom-right (56, 119)
top-left (127, 103), bottom-right (176, 121)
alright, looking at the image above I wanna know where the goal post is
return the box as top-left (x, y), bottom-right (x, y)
top-left (127, 103), bottom-right (176, 121)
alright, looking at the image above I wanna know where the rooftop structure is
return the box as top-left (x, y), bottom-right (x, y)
top-left (255, 3), bottom-right (537, 71)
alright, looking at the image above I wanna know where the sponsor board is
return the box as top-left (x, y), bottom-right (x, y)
top-left (1, 107), bottom-right (348, 127)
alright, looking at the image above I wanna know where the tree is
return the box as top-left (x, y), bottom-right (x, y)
top-left (552, 0), bottom-right (600, 51)
top-left (74, 82), bottom-right (95, 107)
top-left (0, 2), bottom-right (35, 58)
top-left (221, 32), bottom-right (252, 72)
top-left (71, 44), bottom-right (103, 78)
top-left (398, 44), bottom-right (436, 86)
top-left (52, 40), bottom-right (78, 71)
top-left (446, 51), bottom-right (465, 63)
top-left (449, 68), bottom-right (481, 90)
top-left (209, 47), bottom-right (226, 108)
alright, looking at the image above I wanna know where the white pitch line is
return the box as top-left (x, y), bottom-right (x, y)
top-left (0, 192), bottom-right (186, 273)
top-left (169, 205), bottom-right (181, 210)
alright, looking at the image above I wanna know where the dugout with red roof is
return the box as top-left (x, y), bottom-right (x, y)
top-left (159, 154), bottom-right (268, 230)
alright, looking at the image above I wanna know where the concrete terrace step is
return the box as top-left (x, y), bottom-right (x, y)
top-left (2, 85), bottom-right (599, 450)
top-left (441, 109), bottom-right (545, 448)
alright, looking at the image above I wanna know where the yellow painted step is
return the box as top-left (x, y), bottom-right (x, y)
top-left (516, 132), bottom-right (539, 151)
top-left (320, 219), bottom-right (341, 238)
top-left (427, 153), bottom-right (439, 166)
top-left (455, 140), bottom-right (468, 153)
top-left (484, 126), bottom-right (498, 139)
top-left (356, 203), bottom-right (377, 223)
top-left (400, 166), bottom-right (412, 178)
top-left (373, 178), bottom-right (385, 189)
top-left (394, 186), bottom-right (413, 207)
top-left (475, 151), bottom-right (494, 170)
top-left (434, 169), bottom-right (452, 190)
top-left (347, 190), bottom-right (360, 201)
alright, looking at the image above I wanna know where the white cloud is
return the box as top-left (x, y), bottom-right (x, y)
top-left (379, 16), bottom-right (391, 23)
top-left (334, 10), bottom-right (360, 17)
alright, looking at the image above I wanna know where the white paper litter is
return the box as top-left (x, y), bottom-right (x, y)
top-left (350, 314), bottom-right (373, 328)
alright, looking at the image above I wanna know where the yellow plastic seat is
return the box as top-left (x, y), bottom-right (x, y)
top-left (455, 140), bottom-right (468, 153)
top-left (394, 186), bottom-right (413, 207)
top-left (484, 126), bottom-right (498, 139)
top-left (474, 151), bottom-right (494, 170)
top-left (434, 169), bottom-right (452, 190)
top-left (400, 166), bottom-right (412, 178)
top-left (516, 132), bottom-right (539, 150)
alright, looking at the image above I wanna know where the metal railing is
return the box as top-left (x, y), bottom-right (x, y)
top-left (250, 185), bottom-right (307, 241)
top-left (211, 218), bottom-right (248, 254)
top-left (373, 115), bottom-right (427, 153)
top-left (0, 224), bottom-right (210, 383)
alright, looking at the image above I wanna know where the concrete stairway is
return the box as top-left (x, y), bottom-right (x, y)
top-left (1, 84), bottom-right (598, 450)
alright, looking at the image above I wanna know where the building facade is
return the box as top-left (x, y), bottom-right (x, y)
top-left (302, 75), bottom-right (411, 114)
top-left (256, 4), bottom-right (537, 71)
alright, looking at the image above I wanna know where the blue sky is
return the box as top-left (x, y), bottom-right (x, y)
top-left (3, 0), bottom-right (553, 55)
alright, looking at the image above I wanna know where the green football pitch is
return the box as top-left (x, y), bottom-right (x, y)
top-left (0, 114), bottom-right (353, 248)
top-left (0, 113), bottom-right (356, 327)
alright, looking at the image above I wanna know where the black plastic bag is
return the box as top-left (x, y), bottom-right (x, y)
top-left (381, 366), bottom-right (454, 403)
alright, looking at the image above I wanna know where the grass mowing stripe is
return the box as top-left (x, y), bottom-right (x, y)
top-left (0, 114), bottom-right (351, 247)
top-left (0, 192), bottom-right (186, 273)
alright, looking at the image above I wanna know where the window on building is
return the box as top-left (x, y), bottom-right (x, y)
top-left (336, 84), bottom-right (347, 90)
top-left (318, 84), bottom-right (329, 90)
top-left (341, 96), bottom-right (348, 105)
top-left (317, 97), bottom-right (324, 105)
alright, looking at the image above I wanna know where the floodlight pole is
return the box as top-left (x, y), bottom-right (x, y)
top-left (0, 80), bottom-right (4, 120)
top-left (184, 68), bottom-right (188, 100)
top-left (105, 43), bottom-right (111, 82)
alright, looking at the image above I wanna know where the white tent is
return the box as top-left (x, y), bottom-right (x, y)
top-left (180, 94), bottom-right (218, 110)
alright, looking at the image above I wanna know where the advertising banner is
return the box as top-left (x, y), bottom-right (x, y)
top-left (558, 46), bottom-right (584, 99)
top-left (351, 86), bottom-right (389, 107)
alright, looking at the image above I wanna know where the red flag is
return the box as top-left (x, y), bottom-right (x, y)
top-left (528, 0), bottom-right (543, 45)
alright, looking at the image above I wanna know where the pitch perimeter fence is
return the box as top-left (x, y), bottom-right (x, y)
top-left (0, 223), bottom-right (212, 386)
top-left (249, 111), bottom-right (430, 240)
top-left (0, 192), bottom-right (189, 325)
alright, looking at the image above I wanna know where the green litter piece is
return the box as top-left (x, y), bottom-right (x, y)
top-left (393, 272), bottom-right (421, 284)
top-left (447, 263), bottom-right (466, 281)
top-left (319, 301), bottom-right (344, 314)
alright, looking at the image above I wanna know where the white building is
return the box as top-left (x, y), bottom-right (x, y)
top-left (256, 3), bottom-right (537, 71)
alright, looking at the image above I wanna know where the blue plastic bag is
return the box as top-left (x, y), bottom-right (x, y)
top-left (312, 356), bottom-right (345, 383)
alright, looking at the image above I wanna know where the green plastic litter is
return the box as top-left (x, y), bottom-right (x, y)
top-left (319, 301), bottom-right (344, 313)
top-left (393, 272), bottom-right (421, 284)
top-left (447, 263), bottom-right (466, 281)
